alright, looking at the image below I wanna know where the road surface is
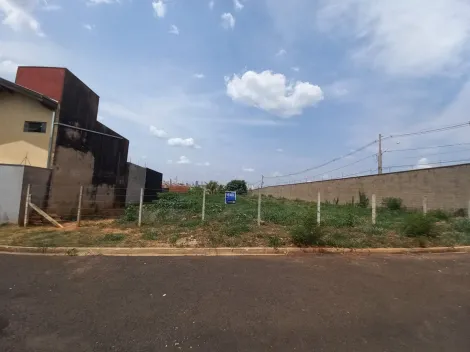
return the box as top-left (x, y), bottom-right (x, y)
top-left (0, 253), bottom-right (469, 351)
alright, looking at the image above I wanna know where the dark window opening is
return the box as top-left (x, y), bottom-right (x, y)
top-left (24, 121), bottom-right (47, 133)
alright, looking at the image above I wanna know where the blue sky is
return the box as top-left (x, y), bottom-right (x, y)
top-left (1, 0), bottom-right (470, 186)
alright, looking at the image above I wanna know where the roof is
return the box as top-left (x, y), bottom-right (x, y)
top-left (0, 76), bottom-right (59, 110)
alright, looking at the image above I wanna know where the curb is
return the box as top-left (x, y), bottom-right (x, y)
top-left (0, 245), bottom-right (470, 257)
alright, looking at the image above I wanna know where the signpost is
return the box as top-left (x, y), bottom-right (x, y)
top-left (225, 191), bottom-right (237, 204)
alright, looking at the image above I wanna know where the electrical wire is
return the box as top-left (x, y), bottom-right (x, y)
top-left (382, 122), bottom-right (470, 140)
top-left (385, 158), bottom-right (470, 170)
top-left (386, 142), bottom-right (470, 153)
top-left (400, 148), bottom-right (470, 160)
top-left (263, 140), bottom-right (378, 179)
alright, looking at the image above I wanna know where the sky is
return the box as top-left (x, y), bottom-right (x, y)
top-left (1, 0), bottom-right (470, 186)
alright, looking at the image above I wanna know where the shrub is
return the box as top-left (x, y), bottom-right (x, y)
top-left (403, 214), bottom-right (435, 237)
top-left (454, 219), bottom-right (470, 233)
top-left (225, 180), bottom-right (248, 195)
top-left (102, 233), bottom-right (125, 242)
top-left (453, 208), bottom-right (467, 217)
top-left (123, 205), bottom-right (138, 222)
top-left (290, 210), bottom-right (323, 247)
top-left (222, 222), bottom-right (251, 237)
top-left (268, 235), bottom-right (282, 248)
top-left (142, 230), bottom-right (158, 240)
top-left (325, 212), bottom-right (358, 228)
top-left (428, 209), bottom-right (450, 221)
top-left (382, 197), bottom-right (403, 211)
top-left (358, 191), bottom-right (369, 208)
top-left (206, 181), bottom-right (222, 195)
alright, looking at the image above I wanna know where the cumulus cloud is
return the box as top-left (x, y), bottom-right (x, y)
top-left (83, 23), bottom-right (95, 31)
top-left (0, 0), bottom-right (44, 35)
top-left (169, 24), bottom-right (179, 35)
top-left (149, 126), bottom-right (167, 138)
top-left (0, 57), bottom-right (19, 76)
top-left (317, 0), bottom-right (470, 77)
top-left (226, 70), bottom-right (324, 117)
top-left (221, 12), bottom-right (235, 29)
top-left (233, 0), bottom-right (243, 11)
top-left (176, 156), bottom-right (191, 164)
top-left (193, 73), bottom-right (205, 79)
top-left (416, 157), bottom-right (431, 169)
top-left (86, 0), bottom-right (118, 5)
top-left (242, 167), bottom-right (255, 172)
top-left (291, 67), bottom-right (300, 72)
top-left (168, 137), bottom-right (201, 148)
top-left (152, 0), bottom-right (166, 18)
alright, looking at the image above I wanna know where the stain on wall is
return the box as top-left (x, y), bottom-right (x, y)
top-left (259, 164), bottom-right (470, 211)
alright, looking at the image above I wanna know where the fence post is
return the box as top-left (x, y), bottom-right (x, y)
top-left (317, 192), bottom-right (321, 225)
top-left (77, 185), bottom-right (83, 227)
top-left (468, 200), bottom-right (470, 219)
top-left (23, 184), bottom-right (31, 227)
top-left (257, 176), bottom-right (264, 226)
top-left (423, 196), bottom-right (428, 215)
top-left (202, 186), bottom-right (206, 221)
top-left (138, 188), bottom-right (144, 227)
top-left (371, 194), bottom-right (376, 225)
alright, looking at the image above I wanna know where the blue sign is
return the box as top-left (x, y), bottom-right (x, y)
top-left (225, 191), bottom-right (237, 204)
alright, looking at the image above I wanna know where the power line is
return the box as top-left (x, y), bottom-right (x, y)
top-left (385, 158), bottom-right (470, 170)
top-left (400, 148), bottom-right (470, 160)
top-left (264, 140), bottom-right (378, 179)
top-left (309, 153), bottom-right (377, 180)
top-left (382, 122), bottom-right (470, 141)
top-left (386, 142), bottom-right (470, 153)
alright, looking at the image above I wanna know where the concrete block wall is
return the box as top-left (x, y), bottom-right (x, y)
top-left (260, 164), bottom-right (470, 211)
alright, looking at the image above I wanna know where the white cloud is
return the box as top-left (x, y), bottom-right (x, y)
top-left (0, 58), bottom-right (19, 76)
top-left (242, 167), bottom-right (255, 172)
top-left (168, 137), bottom-right (201, 149)
top-left (97, 115), bottom-right (105, 122)
top-left (416, 157), bottom-right (431, 169)
top-left (233, 0), bottom-right (243, 11)
top-left (42, 3), bottom-right (61, 11)
top-left (291, 67), bottom-right (300, 72)
top-left (317, 0), bottom-right (470, 77)
top-left (152, 0), bottom-right (166, 18)
top-left (271, 171), bottom-right (282, 177)
top-left (208, 0), bottom-right (214, 10)
top-left (86, 0), bottom-right (119, 5)
top-left (176, 156), bottom-right (191, 164)
top-left (149, 126), bottom-right (167, 138)
top-left (0, 0), bottom-right (44, 36)
top-left (193, 73), bottom-right (205, 79)
top-left (83, 23), bottom-right (95, 31)
top-left (169, 24), bottom-right (179, 35)
top-left (221, 12), bottom-right (235, 29)
top-left (275, 49), bottom-right (286, 57)
top-left (196, 162), bottom-right (211, 166)
top-left (226, 70), bottom-right (324, 117)
top-left (276, 148), bottom-right (284, 153)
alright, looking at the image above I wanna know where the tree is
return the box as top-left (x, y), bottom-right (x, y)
top-left (205, 181), bottom-right (220, 195)
top-left (225, 180), bottom-right (248, 195)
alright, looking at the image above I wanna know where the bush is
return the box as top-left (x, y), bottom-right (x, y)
top-left (206, 181), bottom-right (222, 195)
top-left (290, 210), bottom-right (323, 247)
top-left (142, 230), bottom-right (158, 240)
top-left (123, 205), bottom-right (138, 222)
top-left (403, 214), bottom-right (435, 237)
top-left (325, 212), bottom-right (358, 228)
top-left (453, 208), bottom-right (467, 217)
top-left (428, 209), bottom-right (450, 221)
top-left (102, 233), bottom-right (125, 242)
top-left (225, 180), bottom-right (248, 195)
top-left (358, 191), bottom-right (369, 208)
top-left (454, 219), bottom-right (470, 233)
top-left (382, 197), bottom-right (403, 211)
top-left (268, 235), bottom-right (282, 248)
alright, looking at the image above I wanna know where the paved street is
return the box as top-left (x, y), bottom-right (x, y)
top-left (0, 253), bottom-right (469, 351)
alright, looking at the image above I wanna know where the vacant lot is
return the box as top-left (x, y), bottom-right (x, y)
top-left (0, 193), bottom-right (469, 248)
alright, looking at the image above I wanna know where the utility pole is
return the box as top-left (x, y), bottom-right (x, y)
top-left (378, 133), bottom-right (383, 174)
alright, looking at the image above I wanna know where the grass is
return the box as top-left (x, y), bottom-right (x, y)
top-left (1, 193), bottom-right (469, 249)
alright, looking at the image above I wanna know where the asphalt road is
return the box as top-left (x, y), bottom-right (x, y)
top-left (0, 253), bottom-right (469, 352)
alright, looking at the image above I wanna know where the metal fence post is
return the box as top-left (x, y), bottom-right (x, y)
top-left (372, 194), bottom-right (376, 225)
top-left (23, 184), bottom-right (31, 227)
top-left (257, 176), bottom-right (264, 226)
top-left (138, 188), bottom-right (144, 227)
top-left (202, 186), bottom-right (206, 221)
top-left (423, 196), bottom-right (428, 215)
top-left (317, 192), bottom-right (321, 225)
top-left (77, 185), bottom-right (83, 227)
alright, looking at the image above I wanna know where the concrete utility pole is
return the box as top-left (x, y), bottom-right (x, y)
top-left (378, 134), bottom-right (383, 174)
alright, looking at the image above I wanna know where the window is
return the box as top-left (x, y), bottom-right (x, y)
top-left (24, 121), bottom-right (47, 133)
